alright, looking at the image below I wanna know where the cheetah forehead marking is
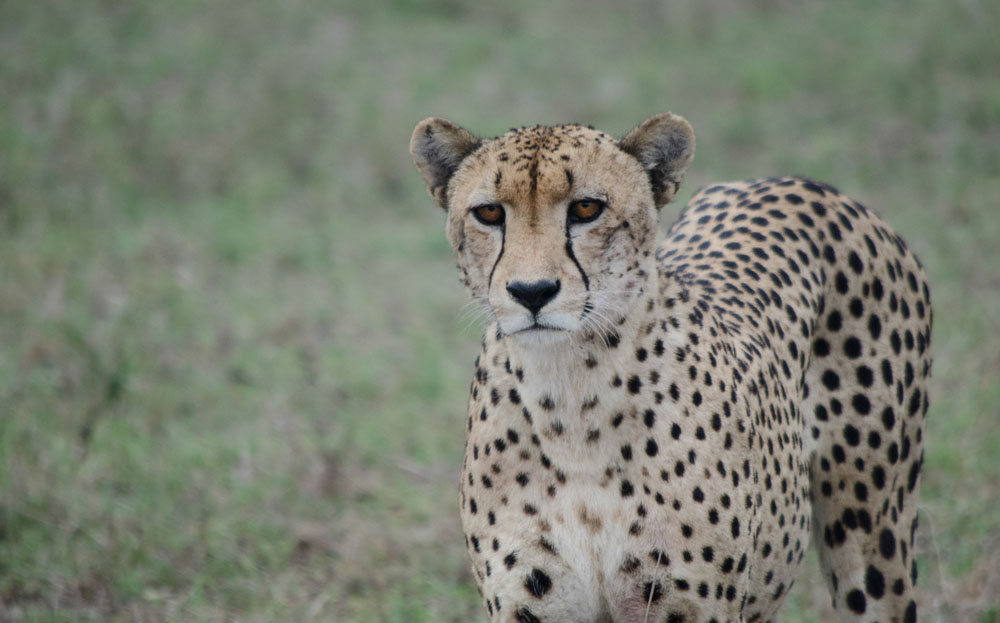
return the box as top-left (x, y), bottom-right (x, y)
top-left (410, 114), bottom-right (930, 623)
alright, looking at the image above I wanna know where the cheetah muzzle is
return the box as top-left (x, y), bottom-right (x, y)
top-left (410, 113), bottom-right (930, 623)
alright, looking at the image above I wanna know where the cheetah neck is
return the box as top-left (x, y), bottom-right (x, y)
top-left (500, 268), bottom-right (676, 471)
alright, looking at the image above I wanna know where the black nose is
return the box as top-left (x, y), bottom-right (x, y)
top-left (506, 279), bottom-right (561, 315)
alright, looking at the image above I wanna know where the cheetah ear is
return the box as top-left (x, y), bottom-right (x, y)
top-left (410, 117), bottom-right (482, 210)
top-left (620, 112), bottom-right (696, 208)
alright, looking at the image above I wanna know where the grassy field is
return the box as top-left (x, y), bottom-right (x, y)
top-left (1, 0), bottom-right (998, 621)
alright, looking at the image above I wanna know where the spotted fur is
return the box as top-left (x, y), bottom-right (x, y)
top-left (410, 114), bottom-right (930, 623)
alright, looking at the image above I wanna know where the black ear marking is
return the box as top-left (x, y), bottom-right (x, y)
top-left (620, 112), bottom-right (696, 208)
top-left (410, 118), bottom-right (481, 209)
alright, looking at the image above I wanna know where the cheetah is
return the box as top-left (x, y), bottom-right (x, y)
top-left (409, 113), bottom-right (930, 623)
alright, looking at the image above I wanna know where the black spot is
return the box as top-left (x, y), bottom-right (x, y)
top-left (845, 588), bottom-right (866, 613)
top-left (843, 336), bottom-right (862, 358)
top-left (852, 393), bottom-right (871, 415)
top-left (646, 438), bottom-right (659, 457)
top-left (827, 310), bottom-right (843, 332)
top-left (881, 407), bottom-right (896, 430)
top-left (854, 481), bottom-right (868, 502)
top-left (644, 409), bottom-right (656, 427)
top-left (504, 553), bottom-right (517, 569)
top-left (821, 370), bottom-right (840, 391)
top-left (620, 555), bottom-right (641, 573)
top-left (893, 579), bottom-right (905, 595)
top-left (842, 508), bottom-right (858, 530)
top-left (848, 251), bottom-right (864, 274)
top-left (666, 614), bottom-right (686, 623)
top-left (621, 444), bottom-right (633, 461)
top-left (907, 458), bottom-right (921, 492)
top-left (908, 389), bottom-right (922, 417)
top-left (832, 444), bottom-right (847, 463)
top-left (835, 271), bottom-right (849, 294)
top-left (621, 480), bottom-right (634, 497)
top-left (813, 338), bottom-right (830, 356)
top-left (868, 315), bottom-right (882, 340)
top-left (843, 424), bottom-right (861, 446)
top-left (671, 423), bottom-right (682, 439)
top-left (865, 565), bottom-right (885, 599)
top-left (905, 600), bottom-right (917, 623)
top-left (872, 277), bottom-right (885, 300)
top-left (849, 297), bottom-right (864, 318)
top-left (890, 330), bottom-right (902, 354)
top-left (627, 376), bottom-right (642, 394)
top-left (858, 509), bottom-right (872, 533)
top-left (643, 580), bottom-right (664, 603)
top-left (524, 568), bottom-right (552, 598)
top-left (515, 607), bottom-right (541, 623)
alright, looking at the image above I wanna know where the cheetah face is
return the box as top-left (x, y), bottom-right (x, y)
top-left (411, 114), bottom-right (695, 345)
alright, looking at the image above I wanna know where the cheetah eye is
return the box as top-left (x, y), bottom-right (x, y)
top-left (568, 198), bottom-right (606, 224)
top-left (471, 203), bottom-right (505, 226)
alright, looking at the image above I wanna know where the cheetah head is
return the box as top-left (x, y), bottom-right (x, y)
top-left (410, 113), bottom-right (694, 345)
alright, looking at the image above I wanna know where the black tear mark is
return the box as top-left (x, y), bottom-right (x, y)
top-left (488, 222), bottom-right (506, 289)
top-left (565, 221), bottom-right (590, 291)
top-left (564, 168), bottom-right (574, 188)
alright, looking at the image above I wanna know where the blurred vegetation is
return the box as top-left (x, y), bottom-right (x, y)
top-left (1, 0), bottom-right (998, 621)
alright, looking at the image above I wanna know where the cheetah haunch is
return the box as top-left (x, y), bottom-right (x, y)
top-left (410, 113), bottom-right (930, 623)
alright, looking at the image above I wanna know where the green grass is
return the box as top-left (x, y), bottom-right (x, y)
top-left (1, 0), bottom-right (998, 620)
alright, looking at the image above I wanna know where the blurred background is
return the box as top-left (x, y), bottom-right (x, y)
top-left (1, 0), bottom-right (998, 621)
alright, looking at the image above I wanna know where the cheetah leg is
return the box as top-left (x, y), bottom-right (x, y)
top-left (801, 228), bottom-right (929, 623)
top-left (807, 423), bottom-right (922, 623)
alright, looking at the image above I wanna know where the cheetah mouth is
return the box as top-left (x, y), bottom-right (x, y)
top-left (514, 322), bottom-right (567, 335)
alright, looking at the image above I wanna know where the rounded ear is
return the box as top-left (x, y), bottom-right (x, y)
top-left (410, 117), bottom-right (482, 209)
top-left (619, 112), bottom-right (695, 208)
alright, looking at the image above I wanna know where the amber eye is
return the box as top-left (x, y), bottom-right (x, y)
top-left (568, 198), bottom-right (606, 224)
top-left (472, 203), bottom-right (505, 226)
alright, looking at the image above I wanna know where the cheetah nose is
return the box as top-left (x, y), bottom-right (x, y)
top-left (506, 279), bottom-right (561, 315)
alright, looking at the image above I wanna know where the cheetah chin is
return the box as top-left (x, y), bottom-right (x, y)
top-left (411, 113), bottom-right (929, 623)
